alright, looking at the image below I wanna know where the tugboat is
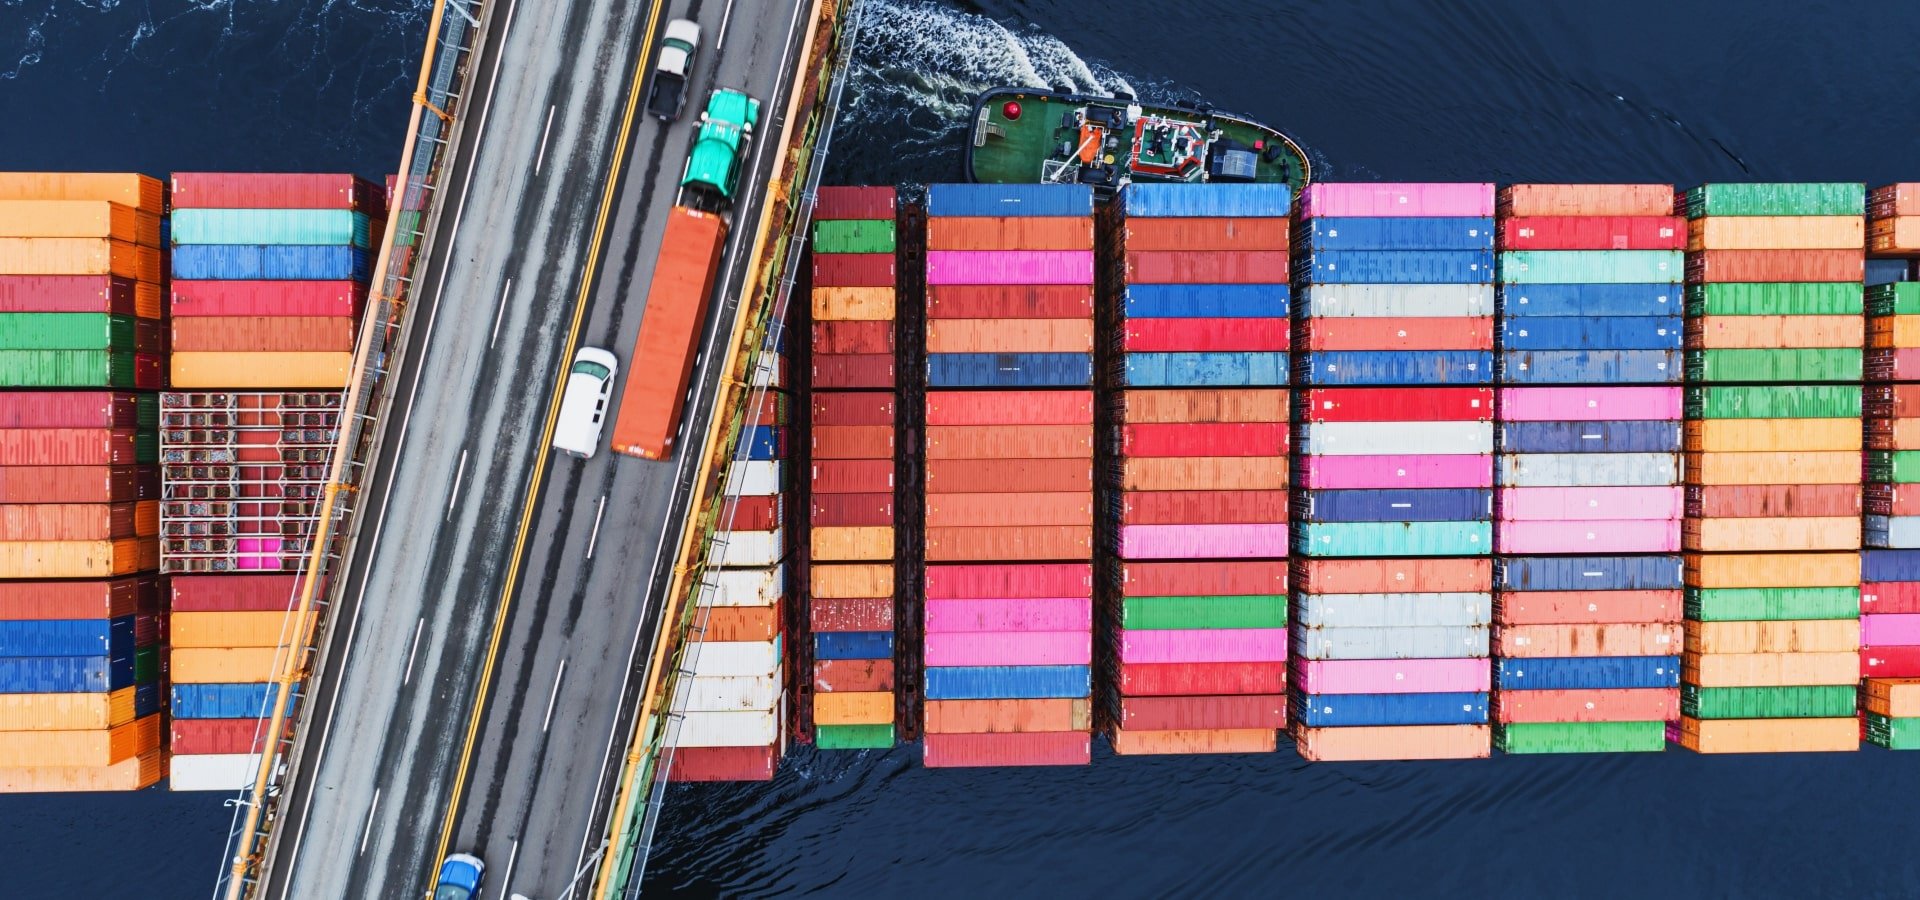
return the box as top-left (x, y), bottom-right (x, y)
top-left (964, 87), bottom-right (1311, 198)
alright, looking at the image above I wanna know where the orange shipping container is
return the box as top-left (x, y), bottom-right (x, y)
top-left (811, 526), bottom-right (892, 561)
top-left (0, 686), bottom-right (146, 731)
top-left (1118, 388), bottom-right (1289, 423)
top-left (1869, 416), bottom-right (1920, 450)
top-left (1123, 218), bottom-right (1292, 251)
top-left (925, 492), bottom-right (1092, 528)
top-left (927, 217), bottom-right (1093, 251)
top-left (1296, 558), bottom-right (1492, 594)
top-left (1864, 677), bottom-right (1920, 717)
top-left (169, 611), bottom-right (312, 648)
top-left (810, 563), bottom-right (892, 599)
top-left (170, 351), bottom-right (351, 388)
top-left (811, 425), bottom-right (893, 459)
top-left (924, 318), bottom-right (1094, 354)
top-left (924, 698), bottom-right (1091, 733)
top-left (811, 286), bottom-right (894, 321)
top-left (1110, 727), bottom-right (1277, 755)
top-left (926, 458), bottom-right (1091, 494)
top-left (1294, 724), bottom-right (1490, 761)
top-left (927, 424), bottom-right (1091, 459)
top-left (1687, 249), bottom-right (1863, 283)
top-left (0, 749), bottom-right (163, 793)
top-left (1868, 315), bottom-right (1920, 351)
top-left (1868, 217), bottom-right (1920, 254)
top-left (1684, 551), bottom-right (1858, 589)
top-left (1499, 184), bottom-right (1674, 217)
top-left (1676, 716), bottom-right (1857, 754)
top-left (170, 317), bottom-right (355, 352)
top-left (0, 502), bottom-right (156, 541)
top-left (170, 646), bottom-right (281, 683)
top-left (1495, 622), bottom-right (1680, 657)
top-left (1686, 620), bottom-right (1860, 655)
top-left (1686, 216), bottom-right (1864, 250)
top-left (694, 606), bottom-right (778, 642)
top-left (0, 238), bottom-right (161, 282)
top-left (1684, 450), bottom-right (1858, 485)
top-left (1121, 456), bottom-right (1288, 491)
top-left (814, 691), bottom-right (893, 725)
top-left (0, 539), bottom-right (148, 577)
top-left (0, 173), bottom-right (164, 211)
top-left (1686, 315), bottom-right (1861, 351)
top-left (925, 525), bottom-right (1091, 562)
top-left (1684, 517), bottom-right (1860, 552)
top-left (1492, 588), bottom-right (1680, 625)
top-left (0, 714), bottom-right (160, 767)
top-left (1682, 651), bottom-right (1860, 687)
top-left (1684, 418), bottom-right (1859, 452)
top-left (0, 201), bottom-right (162, 246)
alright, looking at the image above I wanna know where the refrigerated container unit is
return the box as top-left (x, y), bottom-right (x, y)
top-left (157, 392), bottom-right (341, 573)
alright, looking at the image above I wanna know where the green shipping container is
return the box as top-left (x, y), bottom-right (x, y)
top-left (1681, 182), bottom-right (1866, 218)
top-left (133, 645), bottom-right (160, 684)
top-left (1866, 714), bottom-right (1919, 750)
top-left (1685, 348), bottom-right (1863, 384)
top-left (1294, 521), bottom-right (1490, 558)
top-left (1681, 684), bottom-right (1856, 719)
top-left (1687, 282), bottom-right (1864, 317)
top-left (0, 313), bottom-right (146, 351)
top-left (1495, 721), bottom-right (1666, 754)
top-left (170, 209), bottom-right (375, 248)
top-left (1868, 451), bottom-right (1920, 484)
top-left (812, 219), bottom-right (896, 254)
top-left (0, 350), bottom-right (143, 388)
top-left (1685, 385), bottom-right (1860, 420)
top-left (814, 723), bottom-right (894, 750)
top-left (1120, 595), bottom-right (1287, 630)
top-left (1684, 587), bottom-right (1860, 622)
top-left (1498, 250), bottom-right (1683, 284)
top-left (1866, 282), bottom-right (1920, 316)
top-left (133, 392), bottom-right (159, 429)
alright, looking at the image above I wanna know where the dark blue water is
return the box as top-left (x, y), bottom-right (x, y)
top-left (6, 0), bottom-right (1920, 896)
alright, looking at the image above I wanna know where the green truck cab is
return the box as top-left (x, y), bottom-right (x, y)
top-left (680, 87), bottom-right (761, 207)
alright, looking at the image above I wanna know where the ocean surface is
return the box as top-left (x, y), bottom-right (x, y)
top-left (5, 0), bottom-right (1920, 896)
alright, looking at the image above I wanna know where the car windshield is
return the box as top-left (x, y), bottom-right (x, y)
top-left (432, 887), bottom-right (472, 900)
top-left (572, 360), bottom-right (611, 380)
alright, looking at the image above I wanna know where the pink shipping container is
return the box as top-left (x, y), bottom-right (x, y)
top-left (1301, 182), bottom-right (1495, 218)
top-left (1497, 386), bottom-right (1682, 421)
top-left (923, 732), bottom-right (1090, 767)
top-left (169, 173), bottom-right (384, 212)
top-left (0, 392), bottom-right (145, 428)
top-left (924, 597), bottom-right (1093, 633)
top-left (1291, 658), bottom-right (1491, 694)
top-left (1118, 628), bottom-right (1289, 664)
top-left (924, 631), bottom-right (1091, 667)
top-left (924, 563), bottom-right (1093, 599)
top-left (1295, 454), bottom-right (1494, 490)
top-left (0, 429), bottom-right (143, 466)
top-left (1494, 520), bottom-right (1680, 554)
top-left (1862, 614), bottom-right (1920, 645)
top-left (169, 281), bottom-right (366, 318)
top-left (924, 390), bottom-right (1093, 425)
top-left (1116, 524), bottom-right (1288, 559)
top-left (924, 251), bottom-right (1094, 285)
top-left (0, 275), bottom-right (153, 317)
top-left (1498, 486), bottom-right (1684, 521)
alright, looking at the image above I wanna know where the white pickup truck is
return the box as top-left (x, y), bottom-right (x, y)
top-left (645, 19), bottom-right (702, 122)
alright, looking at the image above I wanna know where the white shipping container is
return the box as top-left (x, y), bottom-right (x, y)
top-left (1295, 592), bottom-right (1493, 628)
top-left (1293, 625), bottom-right (1490, 661)
top-left (1298, 421), bottom-right (1493, 456)
top-left (708, 528), bottom-right (784, 569)
top-left (700, 566), bottom-right (785, 607)
top-left (168, 753), bottom-right (261, 792)
top-left (677, 675), bottom-right (780, 712)
top-left (1297, 284), bottom-right (1494, 318)
top-left (669, 710), bottom-right (779, 748)
top-left (1866, 515), bottom-right (1920, 549)
top-left (686, 639), bottom-right (779, 677)
top-left (724, 460), bottom-right (781, 497)
top-left (1497, 452), bottom-right (1679, 487)
top-left (751, 352), bottom-right (784, 389)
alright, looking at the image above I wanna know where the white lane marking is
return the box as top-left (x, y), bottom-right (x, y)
top-left (490, 277), bottom-right (513, 348)
top-left (402, 618), bottom-right (427, 685)
top-left (586, 494), bottom-right (608, 559)
top-left (358, 789), bottom-right (382, 855)
top-left (501, 838), bottom-right (521, 894)
top-left (542, 659), bottom-right (569, 733)
top-left (447, 450), bottom-right (470, 520)
top-left (717, 0), bottom-right (739, 51)
top-left (535, 105), bottom-right (558, 173)
top-left (273, 0), bottom-right (525, 888)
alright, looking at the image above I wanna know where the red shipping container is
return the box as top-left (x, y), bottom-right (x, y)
top-left (1298, 316), bottom-right (1494, 352)
top-left (813, 253), bottom-right (894, 287)
top-left (1121, 423), bottom-right (1289, 457)
top-left (812, 425), bottom-right (893, 459)
top-left (811, 596), bottom-right (894, 632)
top-left (1118, 695), bottom-right (1288, 730)
top-left (170, 574), bottom-right (310, 612)
top-left (922, 731), bottom-right (1089, 767)
top-left (811, 320), bottom-right (893, 355)
top-left (0, 392), bottom-right (146, 428)
top-left (666, 745), bottom-right (776, 782)
top-left (1864, 582), bottom-right (1920, 614)
top-left (0, 465), bottom-right (155, 503)
top-left (811, 492), bottom-right (893, 527)
top-left (812, 353), bottom-right (894, 389)
top-left (1492, 589), bottom-right (1681, 625)
top-left (1294, 558), bottom-right (1492, 593)
top-left (1116, 661), bottom-right (1288, 696)
top-left (1686, 249), bottom-right (1864, 283)
top-left (1867, 349), bottom-right (1920, 382)
top-left (1863, 645), bottom-right (1920, 678)
top-left (813, 658), bottom-right (895, 692)
top-left (812, 392), bottom-right (893, 426)
top-left (924, 563), bottom-right (1093, 599)
top-left (0, 275), bottom-right (150, 317)
top-left (169, 173), bottom-right (385, 214)
top-left (1865, 383), bottom-right (1920, 419)
top-left (1298, 387), bottom-right (1494, 422)
top-left (750, 391), bottom-right (787, 427)
top-left (925, 284), bottom-right (1094, 319)
top-left (1122, 318), bottom-right (1290, 353)
top-left (1493, 688), bottom-right (1679, 723)
top-left (811, 460), bottom-right (894, 494)
top-left (170, 317), bottom-right (354, 352)
top-left (170, 717), bottom-right (287, 755)
top-left (721, 495), bottom-right (780, 532)
top-left (132, 353), bottom-right (166, 389)
top-left (169, 281), bottom-right (367, 318)
top-left (1122, 560), bottom-right (1288, 596)
top-left (1120, 490), bottom-right (1290, 526)
top-left (928, 424), bottom-right (1090, 459)
top-left (924, 390), bottom-right (1093, 425)
top-left (1123, 218), bottom-right (1291, 252)
top-left (0, 428), bottom-right (143, 466)
top-left (1864, 483), bottom-right (1920, 517)
top-left (925, 458), bottom-right (1091, 494)
top-left (813, 186), bottom-right (896, 221)
top-left (1125, 251), bottom-right (1289, 284)
top-left (1684, 484), bottom-right (1860, 518)
top-left (1498, 216), bottom-right (1686, 250)
top-left (1498, 184), bottom-right (1675, 217)
top-left (0, 576), bottom-right (159, 620)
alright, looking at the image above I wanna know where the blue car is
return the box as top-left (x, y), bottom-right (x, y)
top-left (434, 853), bottom-right (486, 900)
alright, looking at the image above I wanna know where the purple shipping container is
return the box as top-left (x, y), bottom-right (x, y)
top-left (925, 251), bottom-right (1095, 285)
top-left (1292, 658), bottom-right (1492, 694)
top-left (1118, 628), bottom-right (1290, 664)
top-left (1301, 183), bottom-right (1496, 218)
top-left (1116, 524), bottom-right (1288, 560)
top-left (924, 598), bottom-right (1094, 634)
top-left (924, 631), bottom-right (1092, 667)
top-left (1495, 520), bottom-right (1680, 554)
top-left (1295, 454), bottom-right (1494, 490)
top-left (1499, 486), bottom-right (1684, 521)
top-left (1862, 614), bottom-right (1920, 646)
top-left (1498, 386), bottom-right (1682, 422)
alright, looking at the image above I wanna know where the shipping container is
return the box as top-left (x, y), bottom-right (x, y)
top-left (927, 251), bottom-right (1094, 286)
top-left (923, 665), bottom-right (1090, 700)
top-left (1291, 658), bottom-right (1489, 694)
top-left (925, 631), bottom-right (1090, 667)
top-left (924, 525), bottom-right (1091, 562)
top-left (1499, 250), bottom-right (1682, 284)
top-left (610, 207), bottom-right (727, 460)
top-left (1292, 624), bottom-right (1489, 659)
top-left (170, 245), bottom-right (368, 282)
top-left (1122, 217), bottom-right (1290, 251)
top-left (1297, 250), bottom-right (1495, 284)
top-left (814, 253), bottom-right (896, 287)
top-left (1681, 183), bottom-right (1863, 218)
top-left (927, 284), bottom-right (1092, 319)
top-left (1295, 284), bottom-right (1492, 318)
top-left (1301, 183), bottom-right (1494, 218)
top-left (812, 186), bottom-right (897, 221)
top-left (1499, 486), bottom-right (1683, 520)
top-left (925, 318), bottom-right (1093, 354)
top-left (1116, 661), bottom-right (1288, 697)
top-left (168, 173), bottom-right (383, 212)
top-left (1294, 351), bottom-right (1492, 386)
top-left (1116, 594), bottom-right (1284, 630)
top-left (1498, 184), bottom-right (1675, 217)
top-left (1688, 315), bottom-right (1862, 351)
top-left (1292, 557), bottom-right (1492, 594)
top-left (0, 275), bottom-right (158, 318)
top-left (1125, 251), bottom-right (1289, 284)
top-left (1118, 695), bottom-right (1286, 731)
top-left (927, 216), bottom-right (1091, 251)
top-left (1299, 217), bottom-right (1494, 251)
top-left (1119, 490), bottom-right (1290, 526)
top-left (921, 731), bottom-right (1090, 767)
top-left (170, 351), bottom-right (349, 388)
top-left (0, 173), bottom-right (164, 211)
top-left (1123, 318), bottom-right (1290, 353)
top-left (812, 218), bottom-right (896, 254)
top-left (1687, 215), bottom-right (1863, 250)
top-left (1298, 421), bottom-right (1493, 455)
top-left (171, 209), bottom-right (374, 248)
top-left (1293, 724), bottom-right (1490, 761)
top-left (810, 320), bottom-right (893, 355)
top-left (1294, 454), bottom-right (1494, 490)
top-left (1295, 692), bottom-right (1487, 727)
top-left (1498, 216), bottom-right (1684, 251)
top-left (1117, 524), bottom-right (1288, 559)
top-left (813, 658), bottom-right (894, 693)
top-left (1501, 316), bottom-right (1682, 350)
top-left (1686, 249), bottom-right (1863, 284)
top-left (927, 183), bottom-right (1093, 218)
top-left (1118, 182), bottom-right (1291, 218)
top-left (1494, 688), bottom-right (1678, 723)
top-left (1674, 716), bottom-right (1857, 753)
top-left (1496, 623), bottom-right (1680, 657)
top-left (1122, 284), bottom-right (1290, 318)
top-left (924, 563), bottom-right (1092, 598)
top-left (925, 492), bottom-right (1091, 528)
top-left (811, 286), bottom-right (894, 321)
top-left (0, 201), bottom-right (161, 246)
top-left (170, 317), bottom-right (354, 352)
top-left (169, 280), bottom-right (366, 318)
top-left (1293, 592), bottom-right (1491, 628)
top-left (1500, 283), bottom-right (1678, 317)
top-left (927, 352), bottom-right (1090, 388)
top-left (1493, 655), bottom-right (1680, 690)
top-left (1298, 316), bottom-right (1492, 352)
top-left (923, 699), bottom-right (1091, 733)
top-left (1498, 420), bottom-right (1679, 454)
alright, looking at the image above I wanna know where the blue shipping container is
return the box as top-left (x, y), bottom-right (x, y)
top-left (0, 655), bottom-right (135, 693)
top-left (927, 352), bottom-right (1092, 388)
top-left (1500, 316), bottom-right (1683, 351)
top-left (1294, 692), bottom-right (1490, 727)
top-left (171, 245), bottom-right (372, 281)
top-left (1862, 549), bottom-right (1920, 582)
top-left (171, 682), bottom-right (296, 719)
top-left (1123, 352), bottom-right (1288, 387)
top-left (1295, 351), bottom-right (1493, 386)
top-left (814, 631), bottom-right (894, 660)
top-left (1292, 521), bottom-right (1491, 557)
top-left (0, 616), bottom-right (141, 657)
top-left (1494, 656), bottom-right (1680, 690)
top-left (1122, 284), bottom-right (1289, 319)
top-left (1866, 515), bottom-right (1920, 549)
top-left (1117, 182), bottom-right (1290, 218)
top-left (925, 664), bottom-right (1091, 700)
top-left (134, 681), bottom-right (162, 718)
top-left (1294, 489), bottom-right (1492, 523)
top-left (1298, 217), bottom-right (1496, 252)
top-left (1297, 250), bottom-right (1495, 284)
top-left (743, 425), bottom-right (781, 461)
top-left (1498, 350), bottom-right (1681, 385)
top-left (1497, 283), bottom-right (1680, 317)
top-left (1498, 420), bottom-right (1681, 454)
top-left (927, 183), bottom-right (1093, 218)
top-left (1496, 555), bottom-right (1684, 591)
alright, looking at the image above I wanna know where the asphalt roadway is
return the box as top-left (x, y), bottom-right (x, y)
top-left (256, 0), bottom-right (812, 894)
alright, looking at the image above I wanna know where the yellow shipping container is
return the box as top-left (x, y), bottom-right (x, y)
top-left (810, 526), bottom-right (892, 561)
top-left (810, 286), bottom-right (894, 321)
top-left (170, 647), bottom-right (281, 683)
top-left (1122, 456), bottom-right (1288, 491)
top-left (169, 611), bottom-right (311, 649)
top-left (814, 691), bottom-right (893, 725)
top-left (170, 352), bottom-right (352, 388)
top-left (0, 201), bottom-right (162, 246)
top-left (1687, 620), bottom-right (1861, 655)
top-left (1685, 517), bottom-right (1861, 552)
top-left (810, 563), bottom-right (892, 599)
top-left (1685, 450), bottom-right (1859, 485)
top-left (1690, 315), bottom-right (1862, 350)
top-left (1684, 418), bottom-right (1859, 452)
top-left (1864, 677), bottom-right (1920, 717)
top-left (0, 686), bottom-right (144, 731)
top-left (0, 539), bottom-right (147, 577)
top-left (0, 238), bottom-right (161, 282)
top-left (1685, 551), bottom-right (1859, 589)
top-left (1676, 716), bottom-right (1858, 754)
top-left (0, 748), bottom-right (164, 793)
top-left (1685, 215), bottom-right (1864, 250)
top-left (0, 714), bottom-right (160, 767)
top-left (1681, 651), bottom-right (1860, 687)
top-left (0, 173), bottom-right (164, 212)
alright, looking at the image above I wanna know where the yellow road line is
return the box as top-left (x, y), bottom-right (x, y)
top-left (424, 0), bottom-right (667, 889)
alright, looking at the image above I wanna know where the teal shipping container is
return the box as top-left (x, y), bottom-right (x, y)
top-left (170, 209), bottom-right (375, 248)
top-left (0, 350), bottom-right (154, 388)
top-left (0, 314), bottom-right (156, 352)
top-left (1685, 348), bottom-right (1863, 383)
top-left (1498, 250), bottom-right (1683, 284)
top-left (1292, 521), bottom-right (1491, 557)
top-left (1680, 183), bottom-right (1865, 217)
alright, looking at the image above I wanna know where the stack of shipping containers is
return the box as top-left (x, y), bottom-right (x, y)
top-left (1489, 184), bottom-right (1684, 754)
top-left (1678, 183), bottom-right (1864, 753)
top-left (805, 187), bottom-right (899, 752)
top-left (1863, 183), bottom-right (1920, 750)
top-left (1099, 183), bottom-right (1291, 755)
top-left (1289, 183), bottom-right (1497, 761)
top-left (921, 184), bottom-right (1093, 767)
top-left (0, 173), bottom-right (166, 791)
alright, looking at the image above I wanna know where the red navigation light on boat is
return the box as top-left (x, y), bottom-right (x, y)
top-left (1002, 101), bottom-right (1022, 120)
